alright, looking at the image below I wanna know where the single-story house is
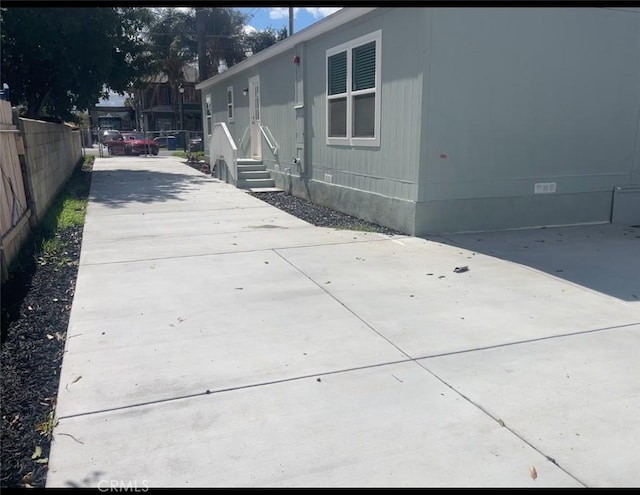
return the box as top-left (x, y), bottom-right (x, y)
top-left (196, 7), bottom-right (640, 235)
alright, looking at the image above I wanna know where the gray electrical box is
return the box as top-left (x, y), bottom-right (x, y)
top-left (612, 186), bottom-right (640, 225)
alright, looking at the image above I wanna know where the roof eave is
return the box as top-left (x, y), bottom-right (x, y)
top-left (195, 7), bottom-right (377, 91)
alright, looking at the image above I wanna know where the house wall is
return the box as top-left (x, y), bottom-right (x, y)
top-left (298, 8), bottom-right (426, 233)
top-left (416, 7), bottom-right (640, 233)
top-left (201, 7), bottom-right (640, 235)
top-left (207, 76), bottom-right (247, 155)
top-left (202, 8), bottom-right (427, 235)
top-left (206, 47), bottom-right (302, 174)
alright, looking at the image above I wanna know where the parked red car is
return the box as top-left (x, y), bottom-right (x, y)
top-left (107, 132), bottom-right (159, 156)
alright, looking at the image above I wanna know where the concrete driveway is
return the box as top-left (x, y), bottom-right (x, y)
top-left (46, 155), bottom-right (640, 487)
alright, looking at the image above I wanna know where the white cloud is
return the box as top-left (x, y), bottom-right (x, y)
top-left (269, 7), bottom-right (341, 21)
top-left (268, 6), bottom-right (342, 26)
top-left (317, 7), bottom-right (342, 17)
top-left (243, 24), bottom-right (257, 35)
top-left (303, 7), bottom-right (321, 18)
top-left (269, 7), bottom-right (299, 20)
top-left (302, 7), bottom-right (342, 19)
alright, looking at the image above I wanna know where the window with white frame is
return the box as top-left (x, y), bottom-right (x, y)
top-left (227, 86), bottom-right (234, 123)
top-left (327, 30), bottom-right (381, 147)
top-left (206, 94), bottom-right (212, 135)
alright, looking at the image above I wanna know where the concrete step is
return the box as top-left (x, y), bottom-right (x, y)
top-left (237, 158), bottom-right (263, 165)
top-left (237, 164), bottom-right (267, 172)
top-left (238, 178), bottom-right (276, 189)
top-left (239, 170), bottom-right (272, 180)
top-left (247, 187), bottom-right (283, 193)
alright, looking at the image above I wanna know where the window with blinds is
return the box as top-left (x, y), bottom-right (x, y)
top-left (328, 51), bottom-right (347, 95)
top-left (326, 30), bottom-right (381, 146)
top-left (352, 41), bottom-right (376, 92)
top-left (328, 51), bottom-right (347, 137)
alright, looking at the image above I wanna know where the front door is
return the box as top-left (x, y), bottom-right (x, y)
top-left (249, 76), bottom-right (262, 160)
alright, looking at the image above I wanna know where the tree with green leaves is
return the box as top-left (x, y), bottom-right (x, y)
top-left (196, 8), bottom-right (249, 81)
top-left (243, 26), bottom-right (288, 57)
top-left (144, 8), bottom-right (198, 123)
top-left (195, 7), bottom-right (287, 80)
top-left (0, 7), bottom-right (154, 121)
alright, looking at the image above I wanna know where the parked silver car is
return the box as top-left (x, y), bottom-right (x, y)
top-left (189, 137), bottom-right (203, 152)
top-left (99, 129), bottom-right (122, 145)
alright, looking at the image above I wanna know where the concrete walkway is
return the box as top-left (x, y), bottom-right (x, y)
top-left (47, 156), bottom-right (640, 488)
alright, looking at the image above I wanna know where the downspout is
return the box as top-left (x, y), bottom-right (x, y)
top-left (284, 167), bottom-right (292, 195)
top-left (300, 41), bottom-right (312, 200)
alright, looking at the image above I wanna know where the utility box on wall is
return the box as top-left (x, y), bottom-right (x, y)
top-left (611, 186), bottom-right (640, 225)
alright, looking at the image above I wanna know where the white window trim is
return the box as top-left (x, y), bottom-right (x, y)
top-left (227, 86), bottom-right (234, 123)
top-left (326, 29), bottom-right (381, 147)
top-left (205, 94), bottom-right (212, 136)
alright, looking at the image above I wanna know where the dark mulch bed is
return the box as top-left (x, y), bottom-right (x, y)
top-left (1, 168), bottom-right (90, 488)
top-left (1, 228), bottom-right (83, 488)
top-left (247, 191), bottom-right (403, 236)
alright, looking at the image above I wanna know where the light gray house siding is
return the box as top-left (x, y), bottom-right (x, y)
top-left (299, 8), bottom-right (425, 233)
top-left (205, 48), bottom-right (300, 176)
top-left (255, 50), bottom-right (300, 171)
top-left (199, 7), bottom-right (640, 235)
top-left (417, 7), bottom-right (640, 234)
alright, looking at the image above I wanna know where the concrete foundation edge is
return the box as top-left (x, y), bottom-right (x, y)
top-left (271, 171), bottom-right (616, 236)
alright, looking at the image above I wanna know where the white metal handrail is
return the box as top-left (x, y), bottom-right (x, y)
top-left (259, 125), bottom-right (279, 156)
top-left (238, 125), bottom-right (250, 155)
top-left (211, 123), bottom-right (238, 185)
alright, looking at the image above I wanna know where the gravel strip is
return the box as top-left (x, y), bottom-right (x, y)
top-left (247, 191), bottom-right (403, 236)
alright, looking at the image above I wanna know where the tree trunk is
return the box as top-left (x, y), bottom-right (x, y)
top-left (196, 8), bottom-right (208, 82)
top-left (27, 90), bottom-right (50, 119)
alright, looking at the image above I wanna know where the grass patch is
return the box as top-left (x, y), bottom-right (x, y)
top-left (40, 237), bottom-right (64, 258)
top-left (172, 151), bottom-right (205, 161)
top-left (2, 155), bottom-right (93, 342)
top-left (34, 410), bottom-right (58, 440)
top-left (56, 197), bottom-right (87, 229)
top-left (6, 158), bottom-right (92, 277)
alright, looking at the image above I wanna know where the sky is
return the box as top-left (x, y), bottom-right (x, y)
top-left (98, 7), bottom-right (341, 106)
top-left (238, 7), bottom-right (342, 34)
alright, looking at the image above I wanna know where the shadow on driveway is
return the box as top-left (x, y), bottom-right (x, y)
top-left (88, 168), bottom-right (215, 209)
top-left (426, 223), bottom-right (640, 302)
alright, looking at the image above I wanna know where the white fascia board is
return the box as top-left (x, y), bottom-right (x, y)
top-left (195, 7), bottom-right (377, 91)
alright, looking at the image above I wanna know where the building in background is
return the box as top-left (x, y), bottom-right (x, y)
top-left (89, 105), bottom-right (136, 144)
top-left (136, 64), bottom-right (202, 139)
top-left (88, 65), bottom-right (203, 148)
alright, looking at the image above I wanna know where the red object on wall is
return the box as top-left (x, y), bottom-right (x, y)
top-left (293, 55), bottom-right (300, 65)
